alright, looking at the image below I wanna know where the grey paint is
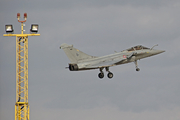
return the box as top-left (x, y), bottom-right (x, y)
top-left (61, 43), bottom-right (165, 78)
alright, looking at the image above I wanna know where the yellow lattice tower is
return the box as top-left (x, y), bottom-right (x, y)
top-left (3, 13), bottom-right (40, 120)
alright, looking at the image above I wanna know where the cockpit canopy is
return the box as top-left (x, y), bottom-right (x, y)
top-left (125, 45), bottom-right (150, 51)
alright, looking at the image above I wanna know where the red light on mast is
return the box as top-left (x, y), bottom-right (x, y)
top-left (24, 13), bottom-right (27, 18)
top-left (17, 13), bottom-right (20, 18)
top-left (17, 13), bottom-right (27, 23)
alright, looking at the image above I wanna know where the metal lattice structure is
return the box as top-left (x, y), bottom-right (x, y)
top-left (4, 14), bottom-right (40, 120)
top-left (15, 33), bottom-right (29, 120)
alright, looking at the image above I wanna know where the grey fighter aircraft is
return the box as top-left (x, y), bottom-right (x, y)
top-left (60, 43), bottom-right (165, 79)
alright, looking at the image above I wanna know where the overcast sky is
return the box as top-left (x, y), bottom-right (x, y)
top-left (1, 0), bottom-right (180, 120)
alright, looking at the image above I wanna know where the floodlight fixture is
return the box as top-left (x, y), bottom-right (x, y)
top-left (5, 25), bottom-right (14, 33)
top-left (30, 24), bottom-right (38, 33)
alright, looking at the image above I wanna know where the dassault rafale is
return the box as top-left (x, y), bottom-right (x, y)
top-left (60, 43), bottom-right (165, 79)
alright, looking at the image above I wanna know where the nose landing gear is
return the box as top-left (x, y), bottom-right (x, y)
top-left (134, 60), bottom-right (140, 71)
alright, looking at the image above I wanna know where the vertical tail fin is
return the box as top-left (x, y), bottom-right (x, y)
top-left (60, 43), bottom-right (96, 63)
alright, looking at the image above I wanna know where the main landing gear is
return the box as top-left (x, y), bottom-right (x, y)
top-left (98, 61), bottom-right (140, 79)
top-left (134, 60), bottom-right (140, 71)
top-left (98, 67), bottom-right (113, 79)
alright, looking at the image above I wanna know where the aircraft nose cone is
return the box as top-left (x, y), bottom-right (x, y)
top-left (154, 50), bottom-right (165, 55)
top-left (158, 50), bottom-right (165, 54)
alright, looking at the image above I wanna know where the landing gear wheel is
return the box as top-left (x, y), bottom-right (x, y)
top-left (136, 68), bottom-right (140, 71)
top-left (98, 73), bottom-right (104, 79)
top-left (107, 72), bottom-right (113, 78)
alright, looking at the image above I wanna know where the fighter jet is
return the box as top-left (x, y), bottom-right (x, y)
top-left (60, 43), bottom-right (165, 79)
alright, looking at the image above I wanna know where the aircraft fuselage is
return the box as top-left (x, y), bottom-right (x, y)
top-left (60, 43), bottom-right (165, 78)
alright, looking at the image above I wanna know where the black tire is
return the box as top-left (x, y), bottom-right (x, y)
top-left (107, 72), bottom-right (113, 78)
top-left (136, 68), bottom-right (140, 71)
top-left (98, 73), bottom-right (104, 79)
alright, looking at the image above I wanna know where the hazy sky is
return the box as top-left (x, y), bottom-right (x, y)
top-left (1, 0), bottom-right (180, 120)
